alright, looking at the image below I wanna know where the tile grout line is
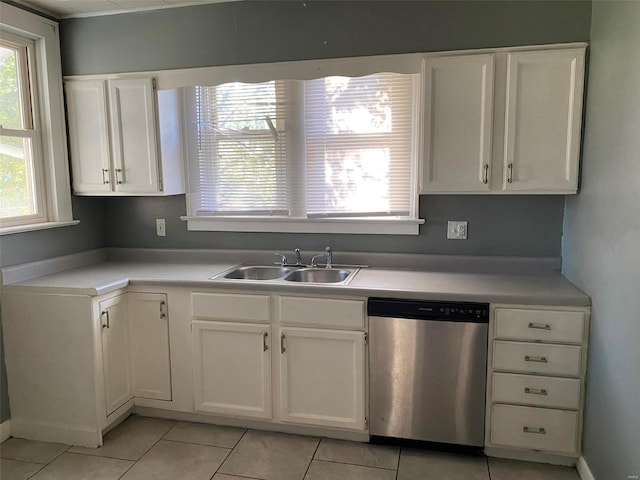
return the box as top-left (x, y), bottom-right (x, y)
top-left (210, 428), bottom-right (249, 479)
top-left (302, 435), bottom-right (323, 479)
top-left (311, 458), bottom-right (399, 472)
top-left (396, 447), bottom-right (402, 480)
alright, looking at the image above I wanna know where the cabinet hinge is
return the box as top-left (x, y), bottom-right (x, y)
top-left (152, 78), bottom-right (157, 90)
top-left (365, 416), bottom-right (369, 428)
top-left (364, 333), bottom-right (368, 345)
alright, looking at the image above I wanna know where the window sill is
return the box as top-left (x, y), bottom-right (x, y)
top-left (181, 216), bottom-right (424, 235)
top-left (0, 220), bottom-right (80, 236)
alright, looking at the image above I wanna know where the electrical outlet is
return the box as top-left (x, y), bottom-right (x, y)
top-left (447, 221), bottom-right (468, 240)
top-left (156, 218), bottom-right (166, 237)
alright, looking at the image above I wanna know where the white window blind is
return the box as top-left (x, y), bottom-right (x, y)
top-left (305, 74), bottom-right (415, 217)
top-left (187, 71), bottom-right (420, 232)
top-left (195, 81), bottom-right (289, 215)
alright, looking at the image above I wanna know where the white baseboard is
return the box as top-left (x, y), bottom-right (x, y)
top-left (577, 456), bottom-right (596, 480)
top-left (0, 419), bottom-right (11, 442)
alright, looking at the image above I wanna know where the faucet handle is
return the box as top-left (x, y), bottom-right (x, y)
top-left (294, 248), bottom-right (303, 266)
top-left (274, 253), bottom-right (287, 266)
top-left (324, 246), bottom-right (332, 269)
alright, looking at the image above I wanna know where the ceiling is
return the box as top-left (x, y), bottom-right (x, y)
top-left (14, 0), bottom-right (236, 19)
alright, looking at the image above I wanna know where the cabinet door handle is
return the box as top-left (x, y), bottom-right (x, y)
top-left (101, 169), bottom-right (110, 185)
top-left (528, 322), bottom-right (551, 330)
top-left (483, 164), bottom-right (489, 184)
top-left (101, 310), bottom-right (110, 329)
top-left (263, 332), bottom-right (269, 351)
top-left (115, 168), bottom-right (123, 184)
top-left (524, 387), bottom-right (548, 396)
top-left (524, 355), bottom-right (547, 363)
top-left (507, 163), bottom-right (514, 183)
top-left (280, 333), bottom-right (286, 354)
top-left (523, 426), bottom-right (546, 435)
top-left (159, 300), bottom-right (166, 319)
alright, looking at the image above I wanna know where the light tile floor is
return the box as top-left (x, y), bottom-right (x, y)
top-left (0, 415), bottom-right (581, 480)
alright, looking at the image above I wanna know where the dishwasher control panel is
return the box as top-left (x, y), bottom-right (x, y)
top-left (367, 298), bottom-right (489, 322)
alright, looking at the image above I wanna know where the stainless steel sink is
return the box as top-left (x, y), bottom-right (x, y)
top-left (222, 266), bottom-right (292, 280)
top-left (284, 268), bottom-right (354, 284)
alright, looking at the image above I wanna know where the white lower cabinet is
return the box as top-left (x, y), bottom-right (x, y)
top-left (99, 294), bottom-right (133, 416)
top-left (189, 292), bottom-right (367, 432)
top-left (129, 293), bottom-right (171, 401)
top-left (192, 321), bottom-right (272, 419)
top-left (278, 327), bottom-right (365, 430)
top-left (100, 292), bottom-right (172, 417)
top-left (486, 305), bottom-right (590, 461)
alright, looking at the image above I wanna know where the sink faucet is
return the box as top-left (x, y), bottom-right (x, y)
top-left (274, 253), bottom-right (287, 266)
top-left (311, 246), bottom-right (333, 269)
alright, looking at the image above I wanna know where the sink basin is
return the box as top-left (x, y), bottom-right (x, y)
top-left (284, 268), bottom-right (353, 284)
top-left (223, 266), bottom-right (292, 280)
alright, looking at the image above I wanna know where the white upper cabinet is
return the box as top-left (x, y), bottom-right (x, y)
top-left (64, 76), bottom-right (185, 196)
top-left (420, 45), bottom-right (586, 194)
top-left (65, 80), bottom-right (112, 193)
top-left (502, 48), bottom-right (585, 192)
top-left (421, 54), bottom-right (495, 193)
top-left (108, 78), bottom-right (160, 193)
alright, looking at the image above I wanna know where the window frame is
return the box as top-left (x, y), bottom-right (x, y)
top-left (182, 73), bottom-right (424, 235)
top-left (0, 3), bottom-right (76, 235)
top-left (0, 30), bottom-right (48, 227)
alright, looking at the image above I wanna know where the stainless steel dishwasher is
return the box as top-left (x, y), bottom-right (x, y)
top-left (369, 298), bottom-right (489, 447)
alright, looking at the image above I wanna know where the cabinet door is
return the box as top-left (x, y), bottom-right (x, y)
top-left (99, 294), bottom-right (132, 416)
top-left (502, 49), bottom-right (585, 192)
top-left (279, 327), bottom-right (365, 430)
top-left (192, 321), bottom-right (271, 419)
top-left (65, 80), bottom-right (112, 193)
top-left (421, 54), bottom-right (494, 193)
top-left (109, 78), bottom-right (160, 193)
top-left (129, 293), bottom-right (171, 401)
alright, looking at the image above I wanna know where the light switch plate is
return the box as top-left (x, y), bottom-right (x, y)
top-left (447, 221), bottom-right (467, 240)
top-left (156, 218), bottom-right (166, 237)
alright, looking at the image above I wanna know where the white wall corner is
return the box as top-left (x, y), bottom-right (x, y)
top-left (0, 419), bottom-right (11, 443)
top-left (577, 456), bottom-right (596, 480)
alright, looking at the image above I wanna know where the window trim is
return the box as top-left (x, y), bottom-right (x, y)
top-left (182, 73), bottom-right (424, 235)
top-left (1, 3), bottom-right (74, 235)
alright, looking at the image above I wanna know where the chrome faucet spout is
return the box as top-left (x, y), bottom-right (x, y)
top-left (325, 246), bottom-right (332, 269)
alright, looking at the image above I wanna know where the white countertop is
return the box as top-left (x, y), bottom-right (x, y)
top-left (1, 249), bottom-right (590, 306)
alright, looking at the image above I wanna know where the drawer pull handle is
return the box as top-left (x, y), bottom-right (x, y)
top-left (280, 333), bottom-right (286, 354)
top-left (523, 426), bottom-right (546, 435)
top-left (524, 387), bottom-right (548, 396)
top-left (524, 355), bottom-right (548, 363)
top-left (528, 322), bottom-right (551, 330)
top-left (263, 332), bottom-right (269, 352)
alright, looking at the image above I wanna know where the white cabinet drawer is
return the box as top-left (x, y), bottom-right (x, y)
top-left (491, 404), bottom-right (578, 455)
top-left (492, 373), bottom-right (581, 410)
top-left (495, 308), bottom-right (585, 343)
top-left (493, 341), bottom-right (582, 377)
top-left (280, 296), bottom-right (364, 330)
top-left (192, 292), bottom-right (270, 322)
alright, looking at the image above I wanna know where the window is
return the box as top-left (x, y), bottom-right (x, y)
top-left (1, 4), bottom-right (74, 234)
top-left (0, 32), bottom-right (46, 226)
top-left (185, 71), bottom-right (422, 234)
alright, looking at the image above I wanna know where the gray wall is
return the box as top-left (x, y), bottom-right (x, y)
top-left (562, 1), bottom-right (640, 478)
top-left (104, 194), bottom-right (565, 257)
top-left (60, 0), bottom-right (591, 75)
top-left (60, 0), bottom-right (591, 258)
